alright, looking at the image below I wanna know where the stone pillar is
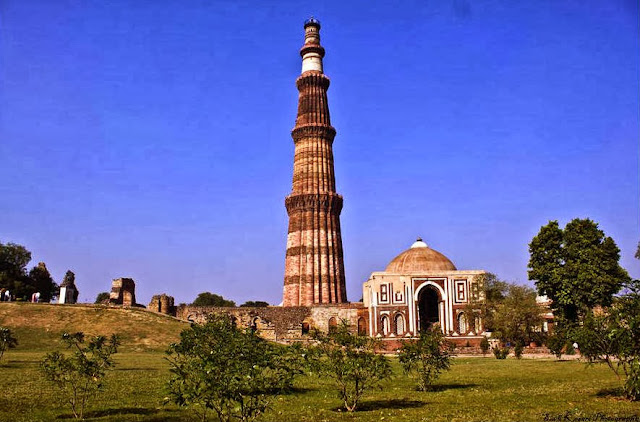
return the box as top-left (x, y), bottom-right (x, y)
top-left (283, 18), bottom-right (347, 306)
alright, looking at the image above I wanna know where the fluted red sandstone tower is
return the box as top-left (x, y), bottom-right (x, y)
top-left (283, 18), bottom-right (347, 306)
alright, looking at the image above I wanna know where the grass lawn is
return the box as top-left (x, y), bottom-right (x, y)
top-left (1, 351), bottom-right (638, 422)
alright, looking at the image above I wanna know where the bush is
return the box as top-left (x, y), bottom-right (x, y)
top-left (514, 342), bottom-right (524, 359)
top-left (546, 332), bottom-right (565, 360)
top-left (94, 292), bottom-right (110, 304)
top-left (310, 320), bottom-right (391, 412)
top-left (398, 327), bottom-right (454, 391)
top-left (575, 284), bottom-right (640, 402)
top-left (480, 337), bottom-right (490, 356)
top-left (166, 314), bottom-right (302, 422)
top-left (492, 346), bottom-right (509, 359)
top-left (0, 327), bottom-right (18, 362)
top-left (41, 332), bottom-right (120, 419)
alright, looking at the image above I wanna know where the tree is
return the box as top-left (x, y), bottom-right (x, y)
top-left (490, 284), bottom-right (545, 348)
top-left (398, 326), bottom-right (454, 391)
top-left (29, 262), bottom-right (58, 302)
top-left (528, 219), bottom-right (630, 323)
top-left (191, 292), bottom-right (236, 307)
top-left (240, 301), bottom-right (269, 307)
top-left (574, 284), bottom-right (640, 401)
top-left (94, 292), bottom-right (110, 304)
top-left (41, 332), bottom-right (120, 419)
top-left (0, 327), bottom-right (18, 362)
top-left (166, 314), bottom-right (301, 422)
top-left (463, 272), bottom-right (509, 334)
top-left (0, 242), bottom-right (33, 299)
top-left (310, 320), bottom-right (391, 412)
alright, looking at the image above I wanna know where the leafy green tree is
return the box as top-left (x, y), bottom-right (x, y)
top-left (528, 219), bottom-right (630, 323)
top-left (29, 262), bottom-right (57, 302)
top-left (191, 292), bottom-right (236, 307)
top-left (310, 320), bottom-right (391, 412)
top-left (463, 272), bottom-right (509, 333)
top-left (94, 292), bottom-right (110, 304)
top-left (41, 332), bottom-right (120, 419)
top-left (575, 279), bottom-right (640, 401)
top-left (0, 327), bottom-right (18, 362)
top-left (545, 331), bottom-right (567, 360)
top-left (166, 314), bottom-right (301, 422)
top-left (0, 242), bottom-right (33, 299)
top-left (398, 326), bottom-right (454, 391)
top-left (490, 284), bottom-right (544, 348)
top-left (240, 301), bottom-right (269, 307)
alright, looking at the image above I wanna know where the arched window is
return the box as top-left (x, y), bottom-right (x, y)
top-left (357, 318), bottom-right (366, 336)
top-left (328, 317), bottom-right (337, 333)
top-left (381, 315), bottom-right (390, 336)
top-left (301, 322), bottom-right (310, 335)
top-left (474, 316), bottom-right (482, 333)
top-left (394, 313), bottom-right (405, 336)
top-left (251, 317), bottom-right (260, 333)
top-left (458, 312), bottom-right (467, 334)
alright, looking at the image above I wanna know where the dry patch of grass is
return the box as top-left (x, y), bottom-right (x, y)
top-left (0, 302), bottom-right (187, 352)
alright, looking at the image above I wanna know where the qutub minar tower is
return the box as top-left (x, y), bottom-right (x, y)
top-left (169, 18), bottom-right (494, 351)
top-left (282, 18), bottom-right (348, 306)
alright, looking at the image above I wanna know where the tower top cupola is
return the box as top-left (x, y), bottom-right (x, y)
top-left (300, 17), bottom-right (325, 74)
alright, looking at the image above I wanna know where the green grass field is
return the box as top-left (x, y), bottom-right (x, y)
top-left (1, 303), bottom-right (638, 422)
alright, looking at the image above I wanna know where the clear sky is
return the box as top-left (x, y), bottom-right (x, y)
top-left (1, 0), bottom-right (638, 306)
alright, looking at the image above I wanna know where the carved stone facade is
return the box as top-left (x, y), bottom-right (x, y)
top-left (363, 238), bottom-right (486, 347)
top-left (109, 278), bottom-right (136, 307)
top-left (283, 18), bottom-right (347, 306)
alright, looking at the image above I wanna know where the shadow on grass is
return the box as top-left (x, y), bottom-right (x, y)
top-left (115, 367), bottom-right (161, 372)
top-left (338, 399), bottom-right (427, 412)
top-left (427, 383), bottom-right (478, 392)
top-left (596, 387), bottom-right (625, 398)
top-left (56, 407), bottom-right (163, 419)
top-left (280, 386), bottom-right (316, 395)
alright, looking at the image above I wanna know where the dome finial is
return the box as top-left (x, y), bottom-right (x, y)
top-left (410, 237), bottom-right (428, 249)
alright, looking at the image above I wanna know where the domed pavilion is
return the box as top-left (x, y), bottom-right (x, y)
top-left (362, 238), bottom-right (486, 347)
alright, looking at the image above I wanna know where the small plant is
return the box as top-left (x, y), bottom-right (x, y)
top-left (514, 342), bottom-right (524, 359)
top-left (480, 337), bottom-right (490, 356)
top-left (492, 346), bottom-right (509, 359)
top-left (310, 320), bottom-right (391, 412)
top-left (0, 327), bottom-right (18, 362)
top-left (546, 332), bottom-right (565, 360)
top-left (398, 326), bottom-right (454, 391)
top-left (41, 332), bottom-right (120, 419)
top-left (166, 314), bottom-right (302, 422)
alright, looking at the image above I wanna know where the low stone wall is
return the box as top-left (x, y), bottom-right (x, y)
top-left (175, 303), bottom-right (366, 343)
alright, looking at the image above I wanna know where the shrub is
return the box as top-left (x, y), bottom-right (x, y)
top-left (310, 320), bottom-right (391, 412)
top-left (480, 337), bottom-right (490, 356)
top-left (514, 342), bottom-right (524, 359)
top-left (546, 332), bottom-right (565, 360)
top-left (492, 346), bottom-right (509, 359)
top-left (575, 282), bottom-right (640, 402)
top-left (0, 327), bottom-right (18, 362)
top-left (166, 314), bottom-right (302, 422)
top-left (398, 327), bottom-right (454, 391)
top-left (41, 332), bottom-right (120, 419)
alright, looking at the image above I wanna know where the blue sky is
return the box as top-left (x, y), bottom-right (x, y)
top-left (1, 0), bottom-right (638, 305)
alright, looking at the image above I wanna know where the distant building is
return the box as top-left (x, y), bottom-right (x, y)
top-left (58, 276), bottom-right (78, 304)
top-left (363, 238), bottom-right (486, 347)
top-left (109, 278), bottom-right (136, 307)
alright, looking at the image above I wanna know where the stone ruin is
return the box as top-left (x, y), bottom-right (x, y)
top-left (148, 294), bottom-right (175, 316)
top-left (109, 277), bottom-right (136, 306)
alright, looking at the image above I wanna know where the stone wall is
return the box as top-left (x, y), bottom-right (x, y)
top-left (175, 303), bottom-right (367, 343)
top-left (109, 278), bottom-right (136, 306)
top-left (148, 294), bottom-right (175, 316)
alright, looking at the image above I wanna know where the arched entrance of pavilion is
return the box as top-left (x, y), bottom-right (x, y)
top-left (417, 284), bottom-right (443, 333)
